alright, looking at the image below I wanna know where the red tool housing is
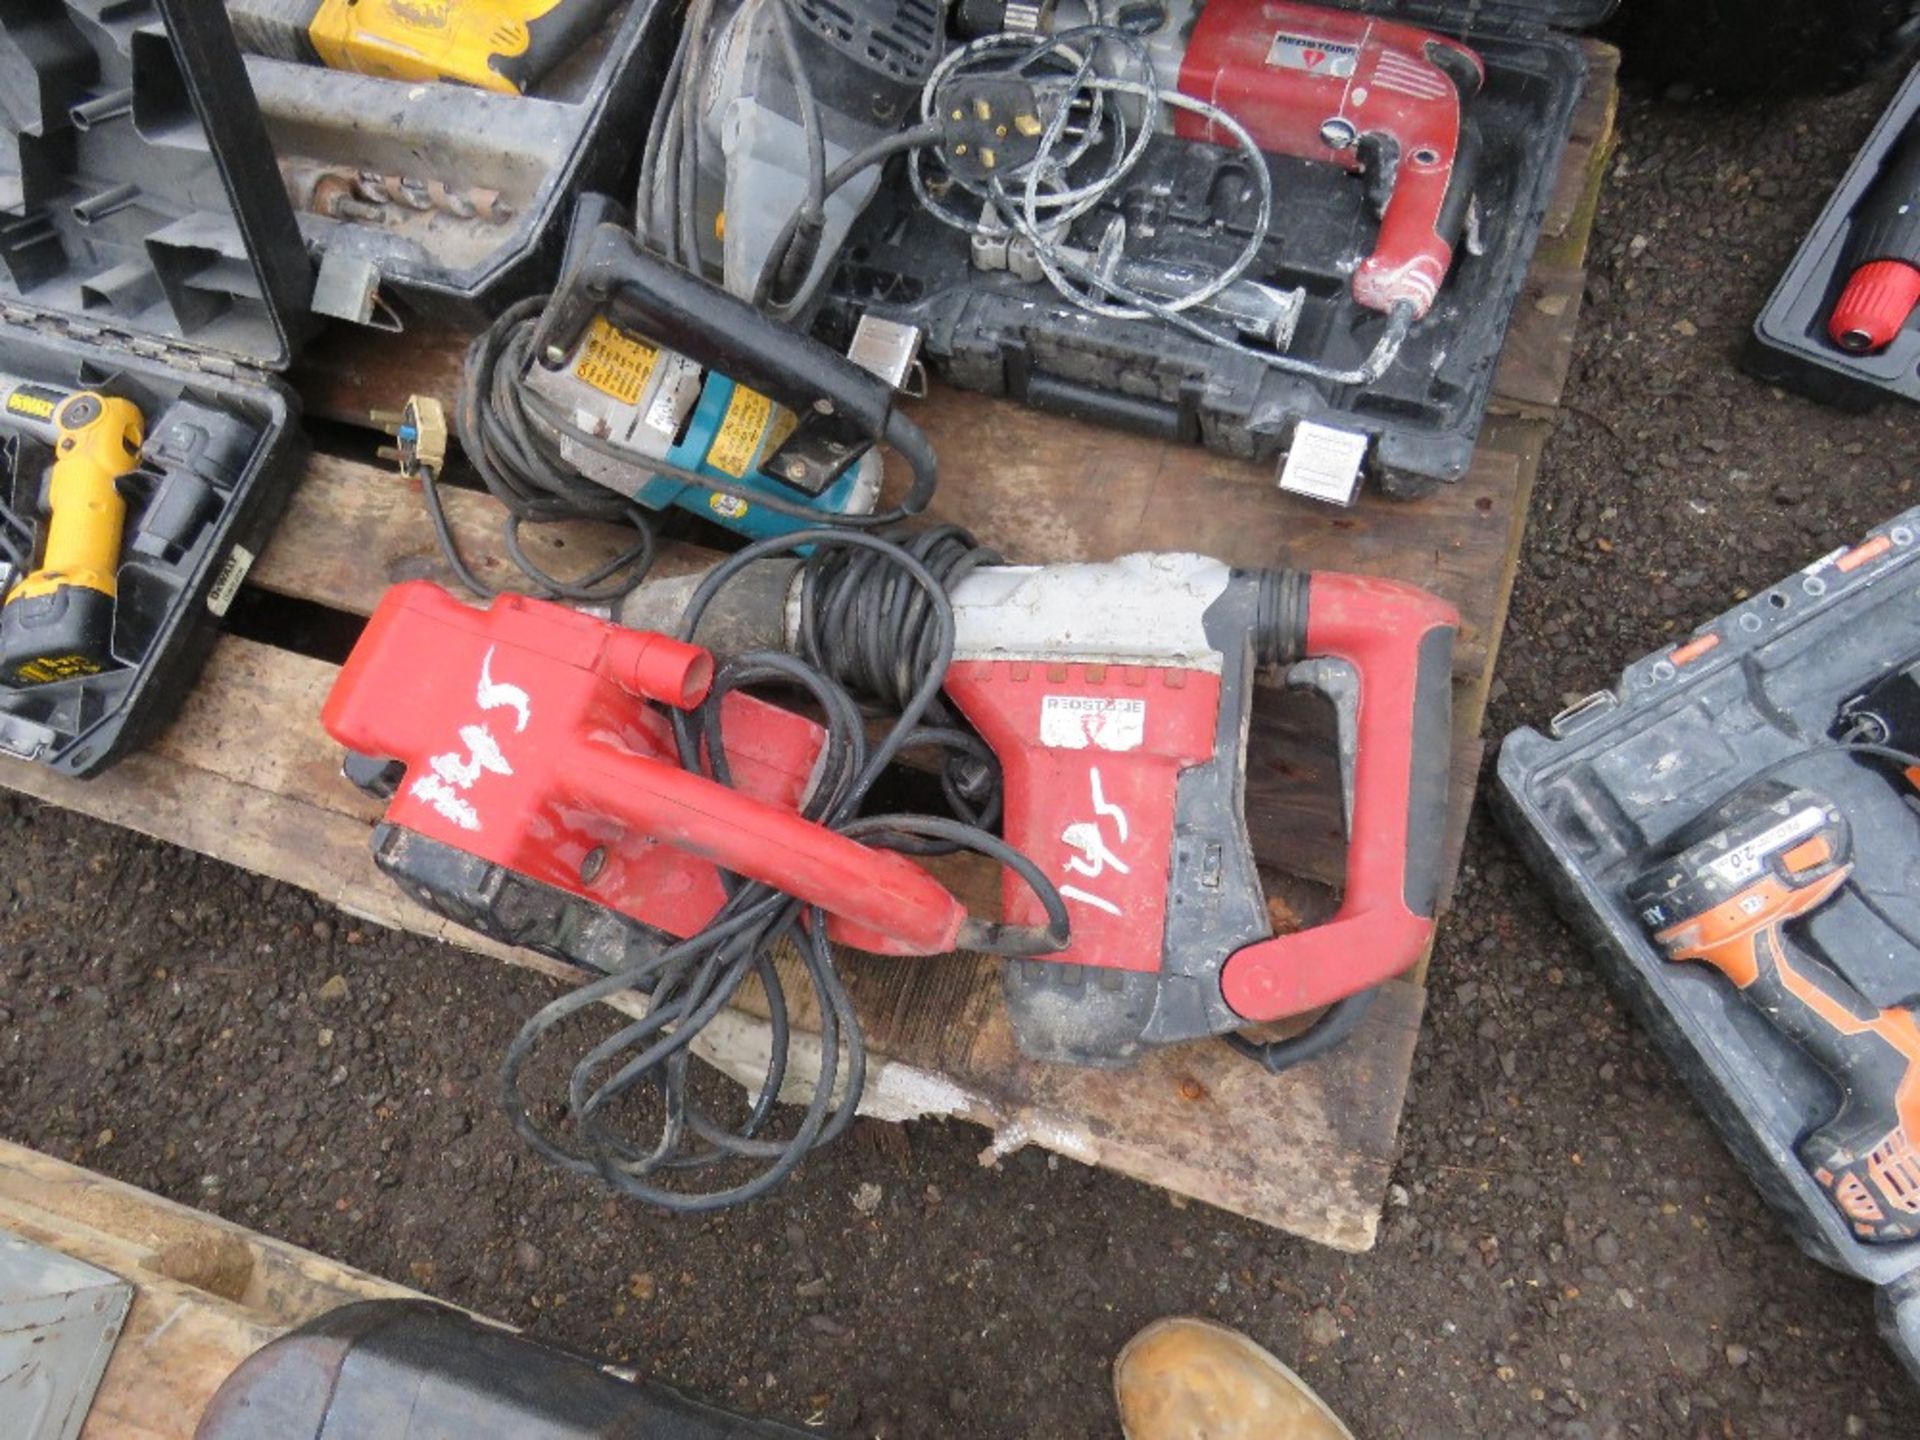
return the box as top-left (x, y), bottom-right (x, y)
top-left (322, 582), bottom-right (969, 958)
top-left (1176, 0), bottom-right (1484, 317)
top-left (935, 556), bottom-right (1458, 1059)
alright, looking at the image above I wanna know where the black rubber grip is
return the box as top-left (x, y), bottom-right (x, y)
top-left (529, 223), bottom-right (898, 444)
top-left (1848, 123), bottom-right (1920, 269)
top-left (495, 0), bottom-right (624, 92)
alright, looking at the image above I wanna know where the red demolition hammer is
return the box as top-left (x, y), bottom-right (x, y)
top-left (623, 549), bottom-right (1459, 1067)
top-left (1174, 0), bottom-right (1486, 319)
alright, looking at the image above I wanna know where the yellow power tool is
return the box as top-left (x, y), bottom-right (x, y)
top-left (226, 0), bottom-right (623, 94)
top-left (0, 379), bottom-right (143, 686)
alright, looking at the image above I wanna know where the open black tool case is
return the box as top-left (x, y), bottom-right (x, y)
top-left (1497, 508), bottom-right (1920, 1383)
top-left (1747, 65), bottom-right (1920, 410)
top-left (818, 0), bottom-right (1608, 498)
top-left (237, 0), bottom-right (675, 326)
top-left (0, 0), bottom-right (311, 776)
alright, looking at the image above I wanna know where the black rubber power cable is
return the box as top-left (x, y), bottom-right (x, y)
top-left (789, 522), bottom-right (1005, 829)
top-left (442, 295), bottom-right (659, 602)
top-left (498, 527), bottom-right (1069, 1212)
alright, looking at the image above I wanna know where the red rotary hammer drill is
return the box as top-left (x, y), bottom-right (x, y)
top-left (623, 549), bottom-right (1458, 1066)
top-left (1172, 0), bottom-right (1486, 319)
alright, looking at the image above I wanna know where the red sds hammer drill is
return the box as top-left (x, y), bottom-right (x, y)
top-left (623, 547), bottom-right (1458, 1067)
top-left (1171, 0), bottom-right (1486, 319)
top-left (1631, 784), bottom-right (1920, 1244)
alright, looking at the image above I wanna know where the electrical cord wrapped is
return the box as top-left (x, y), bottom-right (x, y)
top-left (906, 20), bottom-right (1415, 385)
top-left (791, 522), bottom-right (1005, 832)
top-left (498, 527), bottom-right (1069, 1211)
top-left (439, 296), bottom-right (659, 603)
top-left (436, 289), bottom-right (943, 603)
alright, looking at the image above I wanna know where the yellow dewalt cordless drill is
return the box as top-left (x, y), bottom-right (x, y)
top-left (0, 379), bottom-right (143, 686)
top-left (226, 0), bottom-right (622, 94)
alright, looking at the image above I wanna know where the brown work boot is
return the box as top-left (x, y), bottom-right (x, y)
top-left (1114, 1316), bottom-right (1356, 1440)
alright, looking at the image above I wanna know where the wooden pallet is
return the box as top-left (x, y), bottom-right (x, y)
top-left (0, 1140), bottom-right (421, 1440)
top-left (0, 46), bottom-right (1617, 1253)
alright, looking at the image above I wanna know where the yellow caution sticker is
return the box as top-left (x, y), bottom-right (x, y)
top-left (709, 493), bottom-right (749, 520)
top-left (707, 385), bottom-right (775, 478)
top-left (572, 317), bottom-right (660, 405)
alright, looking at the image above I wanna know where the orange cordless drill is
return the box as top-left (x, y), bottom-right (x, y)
top-left (1630, 784), bottom-right (1920, 1244)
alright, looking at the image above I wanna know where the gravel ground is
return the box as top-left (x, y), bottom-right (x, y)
top-left (6, 66), bottom-right (1920, 1440)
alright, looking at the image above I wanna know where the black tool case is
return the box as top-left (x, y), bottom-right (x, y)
top-left (1746, 65), bottom-right (1920, 410)
top-left (237, 0), bottom-right (676, 327)
top-left (816, 0), bottom-right (1609, 498)
top-left (1496, 508), bottom-right (1920, 1384)
top-left (0, 0), bottom-right (312, 776)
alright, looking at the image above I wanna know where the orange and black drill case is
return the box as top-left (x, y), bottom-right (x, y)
top-left (1498, 507), bottom-right (1920, 1384)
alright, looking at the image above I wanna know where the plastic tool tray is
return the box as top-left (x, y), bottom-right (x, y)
top-left (1496, 507), bottom-right (1920, 1384)
top-left (1746, 64), bottom-right (1920, 410)
top-left (0, 0), bottom-right (311, 776)
top-left (817, 0), bottom-right (1609, 497)
top-left (239, 0), bottom-right (676, 325)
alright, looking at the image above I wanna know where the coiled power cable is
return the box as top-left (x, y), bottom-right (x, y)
top-left (498, 528), bottom-right (1068, 1211)
top-left (905, 20), bottom-right (1415, 385)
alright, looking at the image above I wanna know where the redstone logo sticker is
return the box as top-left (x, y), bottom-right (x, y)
top-left (1040, 695), bottom-right (1146, 752)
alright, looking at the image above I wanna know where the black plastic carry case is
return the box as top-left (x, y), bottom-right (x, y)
top-left (1496, 507), bottom-right (1920, 1384)
top-left (818, 0), bottom-right (1611, 498)
top-left (238, 0), bottom-right (676, 327)
top-left (1746, 64), bottom-right (1920, 410)
top-left (0, 0), bottom-right (312, 776)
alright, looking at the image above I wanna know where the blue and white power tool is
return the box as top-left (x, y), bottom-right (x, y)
top-left (520, 313), bottom-right (882, 540)
top-left (508, 203), bottom-right (938, 544)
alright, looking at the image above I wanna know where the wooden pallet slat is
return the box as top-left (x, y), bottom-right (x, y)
top-left (0, 631), bottom-right (1423, 1249)
top-left (0, 1140), bottom-right (420, 1440)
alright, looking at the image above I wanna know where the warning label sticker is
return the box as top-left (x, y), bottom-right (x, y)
top-left (1278, 420), bottom-right (1369, 507)
top-left (1040, 695), bottom-right (1146, 752)
top-left (707, 385), bottom-right (773, 478)
top-left (1265, 32), bottom-right (1358, 78)
top-left (572, 317), bottom-right (659, 405)
top-left (206, 543), bottom-right (254, 617)
top-left (643, 353), bottom-right (703, 439)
